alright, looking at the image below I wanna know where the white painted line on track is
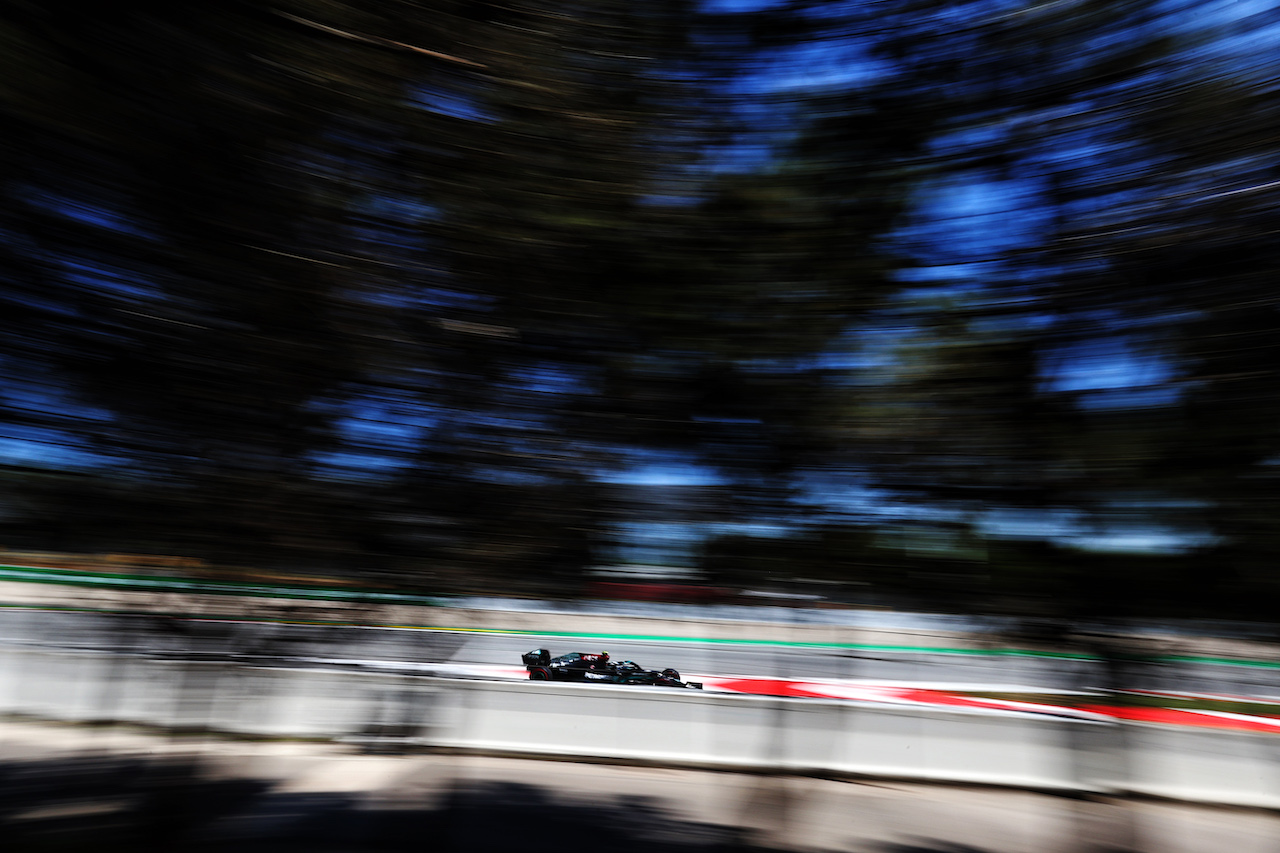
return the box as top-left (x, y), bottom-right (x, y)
top-left (1184, 709), bottom-right (1280, 730)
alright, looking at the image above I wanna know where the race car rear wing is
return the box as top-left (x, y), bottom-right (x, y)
top-left (522, 648), bottom-right (551, 667)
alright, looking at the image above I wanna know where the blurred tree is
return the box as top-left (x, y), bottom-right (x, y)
top-left (0, 1), bottom-right (490, 568)
top-left (1000, 0), bottom-right (1280, 621)
top-left (699, 0), bottom-right (1280, 624)
top-left (2, 0), bottom-right (1278, 621)
top-left (356, 0), bottom-right (941, 588)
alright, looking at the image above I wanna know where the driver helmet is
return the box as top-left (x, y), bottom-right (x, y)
top-left (600, 651), bottom-right (610, 661)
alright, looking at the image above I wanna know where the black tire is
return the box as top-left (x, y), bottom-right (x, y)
top-left (529, 668), bottom-right (551, 681)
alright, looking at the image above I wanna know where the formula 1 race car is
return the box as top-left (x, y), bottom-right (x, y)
top-left (522, 649), bottom-right (702, 689)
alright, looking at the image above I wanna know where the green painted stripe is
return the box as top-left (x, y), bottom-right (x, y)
top-left (1, 568), bottom-right (1277, 669)
top-left (453, 628), bottom-right (1098, 660)
top-left (0, 564), bottom-right (443, 606)
top-left (1161, 655), bottom-right (1280, 669)
top-left (0, 600), bottom-right (1100, 661)
top-left (0, 566), bottom-right (1088, 658)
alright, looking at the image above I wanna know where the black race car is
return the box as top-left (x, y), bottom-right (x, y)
top-left (522, 649), bottom-right (702, 689)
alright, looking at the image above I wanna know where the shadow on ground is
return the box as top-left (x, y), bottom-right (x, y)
top-left (0, 754), bottom-right (795, 853)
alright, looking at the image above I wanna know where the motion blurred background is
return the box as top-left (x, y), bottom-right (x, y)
top-left (2, 0), bottom-right (1280, 850)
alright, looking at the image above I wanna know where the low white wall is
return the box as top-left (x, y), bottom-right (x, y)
top-left (1116, 725), bottom-right (1280, 809)
top-left (427, 678), bottom-right (1086, 793)
top-left (1, 646), bottom-right (1277, 810)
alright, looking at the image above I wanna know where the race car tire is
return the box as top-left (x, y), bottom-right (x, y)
top-left (528, 668), bottom-right (551, 681)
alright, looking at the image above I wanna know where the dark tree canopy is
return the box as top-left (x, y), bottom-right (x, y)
top-left (0, 0), bottom-right (1278, 620)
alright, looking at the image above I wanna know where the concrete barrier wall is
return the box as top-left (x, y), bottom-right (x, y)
top-left (1116, 725), bottom-right (1280, 809)
top-left (1, 646), bottom-right (1277, 809)
top-left (421, 677), bottom-right (1085, 792)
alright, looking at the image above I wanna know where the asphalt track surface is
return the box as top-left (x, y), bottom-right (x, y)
top-left (2, 560), bottom-right (1280, 704)
top-left (3, 605), bottom-right (1280, 702)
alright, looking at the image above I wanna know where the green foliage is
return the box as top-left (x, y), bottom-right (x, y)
top-left (0, 0), bottom-right (1278, 621)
